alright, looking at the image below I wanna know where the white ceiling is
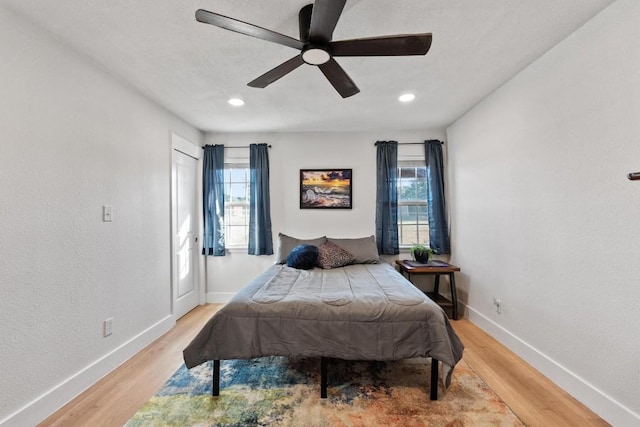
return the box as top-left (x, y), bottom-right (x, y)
top-left (3, 0), bottom-right (616, 133)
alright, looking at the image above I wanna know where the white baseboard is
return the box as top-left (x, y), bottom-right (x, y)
top-left (206, 292), bottom-right (235, 304)
top-left (463, 303), bottom-right (640, 427)
top-left (0, 315), bottom-right (175, 427)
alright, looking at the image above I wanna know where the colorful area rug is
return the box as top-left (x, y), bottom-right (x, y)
top-left (126, 357), bottom-right (524, 426)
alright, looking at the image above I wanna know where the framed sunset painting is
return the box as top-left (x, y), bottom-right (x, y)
top-left (300, 169), bottom-right (352, 209)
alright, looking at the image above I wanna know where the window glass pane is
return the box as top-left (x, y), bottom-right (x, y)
top-left (229, 168), bottom-right (247, 182)
top-left (239, 235), bottom-right (248, 246)
top-left (231, 226), bottom-right (249, 246)
top-left (416, 180), bottom-right (428, 201)
top-left (227, 205), bottom-right (247, 223)
top-left (226, 226), bottom-right (243, 246)
top-left (417, 205), bottom-right (429, 223)
top-left (224, 163), bottom-right (250, 247)
top-left (398, 205), bottom-right (409, 222)
top-left (229, 183), bottom-right (247, 202)
top-left (398, 224), bottom-right (406, 246)
top-left (399, 181), bottom-right (418, 201)
top-left (400, 224), bottom-right (418, 246)
top-left (397, 161), bottom-right (430, 247)
top-left (406, 205), bottom-right (417, 220)
top-left (417, 225), bottom-right (430, 245)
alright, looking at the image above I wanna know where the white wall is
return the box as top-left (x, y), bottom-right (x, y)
top-left (446, 0), bottom-right (640, 425)
top-left (203, 130), bottom-right (445, 299)
top-left (8, 0), bottom-right (636, 423)
top-left (0, 7), bottom-right (201, 426)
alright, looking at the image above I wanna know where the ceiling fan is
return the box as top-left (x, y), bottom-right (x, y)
top-left (195, 0), bottom-right (432, 98)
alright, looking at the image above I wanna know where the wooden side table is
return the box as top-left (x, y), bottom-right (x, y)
top-left (395, 259), bottom-right (460, 320)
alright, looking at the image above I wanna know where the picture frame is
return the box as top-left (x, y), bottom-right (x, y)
top-left (300, 169), bottom-right (352, 209)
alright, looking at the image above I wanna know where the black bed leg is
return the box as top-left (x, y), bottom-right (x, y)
top-left (212, 359), bottom-right (220, 396)
top-left (430, 358), bottom-right (439, 400)
top-left (320, 356), bottom-right (328, 398)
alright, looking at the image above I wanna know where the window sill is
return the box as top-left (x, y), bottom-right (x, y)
top-left (225, 246), bottom-right (248, 253)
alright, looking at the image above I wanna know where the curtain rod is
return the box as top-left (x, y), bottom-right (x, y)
top-left (202, 144), bottom-right (272, 149)
top-left (374, 141), bottom-right (444, 146)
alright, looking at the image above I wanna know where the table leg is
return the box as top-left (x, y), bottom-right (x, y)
top-left (434, 274), bottom-right (440, 295)
top-left (449, 273), bottom-right (458, 320)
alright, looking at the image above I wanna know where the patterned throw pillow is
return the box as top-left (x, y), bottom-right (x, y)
top-left (317, 241), bottom-right (356, 269)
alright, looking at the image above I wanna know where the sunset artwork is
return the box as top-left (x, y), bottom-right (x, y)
top-left (300, 169), bottom-right (352, 209)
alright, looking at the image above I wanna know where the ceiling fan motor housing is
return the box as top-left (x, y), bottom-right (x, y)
top-left (302, 45), bottom-right (331, 65)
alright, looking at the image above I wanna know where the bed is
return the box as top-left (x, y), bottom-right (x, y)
top-left (183, 235), bottom-right (464, 400)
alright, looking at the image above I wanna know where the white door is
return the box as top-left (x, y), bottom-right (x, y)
top-left (172, 149), bottom-right (199, 319)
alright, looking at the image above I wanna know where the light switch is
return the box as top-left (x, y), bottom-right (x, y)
top-left (103, 205), bottom-right (113, 222)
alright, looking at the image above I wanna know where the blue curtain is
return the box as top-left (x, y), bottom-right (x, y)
top-left (248, 143), bottom-right (273, 255)
top-left (424, 140), bottom-right (451, 254)
top-left (375, 141), bottom-right (399, 255)
top-left (202, 144), bottom-right (225, 256)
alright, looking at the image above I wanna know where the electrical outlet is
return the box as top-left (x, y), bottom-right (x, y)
top-left (493, 297), bottom-right (502, 314)
top-left (104, 318), bottom-right (113, 337)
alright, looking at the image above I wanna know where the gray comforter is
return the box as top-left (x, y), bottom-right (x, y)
top-left (183, 263), bottom-right (464, 386)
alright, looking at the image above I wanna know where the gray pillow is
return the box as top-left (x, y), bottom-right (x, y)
top-left (276, 233), bottom-right (327, 264)
top-left (327, 235), bottom-right (380, 264)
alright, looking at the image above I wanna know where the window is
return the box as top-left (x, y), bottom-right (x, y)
top-left (398, 161), bottom-right (429, 247)
top-left (223, 163), bottom-right (250, 247)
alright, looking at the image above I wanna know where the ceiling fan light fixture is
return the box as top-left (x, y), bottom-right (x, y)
top-left (196, 4), bottom-right (432, 98)
top-left (302, 47), bottom-right (331, 65)
top-left (399, 93), bottom-right (416, 103)
top-left (228, 98), bottom-right (245, 106)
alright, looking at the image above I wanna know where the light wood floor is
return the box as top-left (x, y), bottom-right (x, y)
top-left (39, 304), bottom-right (609, 427)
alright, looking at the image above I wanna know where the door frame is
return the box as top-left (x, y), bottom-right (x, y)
top-left (170, 132), bottom-right (204, 318)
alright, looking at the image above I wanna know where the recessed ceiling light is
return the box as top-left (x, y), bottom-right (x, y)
top-left (399, 93), bottom-right (416, 103)
top-left (228, 98), bottom-right (245, 106)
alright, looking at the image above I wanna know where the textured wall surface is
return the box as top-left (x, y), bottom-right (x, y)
top-left (0, 7), bottom-right (200, 424)
top-left (447, 0), bottom-right (640, 424)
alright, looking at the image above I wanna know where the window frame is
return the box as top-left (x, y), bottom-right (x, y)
top-left (223, 161), bottom-right (250, 249)
top-left (397, 159), bottom-right (430, 248)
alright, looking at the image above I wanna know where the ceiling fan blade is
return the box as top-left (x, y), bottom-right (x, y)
top-left (330, 34), bottom-right (432, 56)
top-left (318, 58), bottom-right (359, 98)
top-left (309, 0), bottom-right (347, 44)
top-left (248, 55), bottom-right (305, 88)
top-left (196, 9), bottom-right (304, 50)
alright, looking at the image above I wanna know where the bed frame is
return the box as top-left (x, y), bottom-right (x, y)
top-left (211, 356), bottom-right (440, 400)
top-left (184, 263), bottom-right (462, 402)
